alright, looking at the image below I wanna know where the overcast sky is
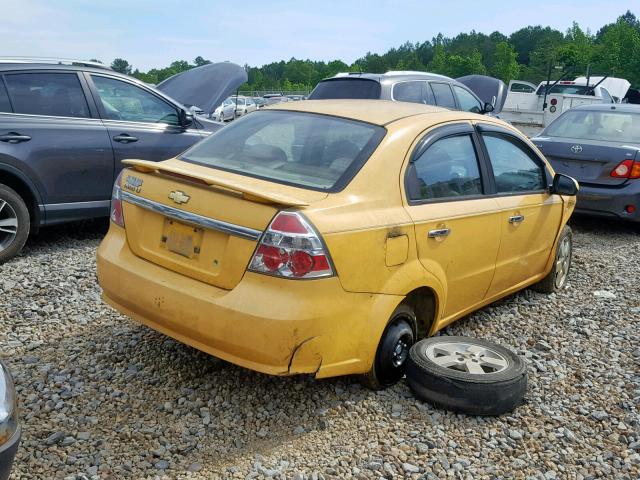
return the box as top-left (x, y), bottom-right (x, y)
top-left (1, 0), bottom-right (636, 71)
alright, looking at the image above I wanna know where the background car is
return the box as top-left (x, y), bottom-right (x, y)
top-left (232, 96), bottom-right (258, 117)
top-left (532, 104), bottom-right (640, 222)
top-left (252, 97), bottom-right (267, 108)
top-left (0, 360), bottom-right (19, 480)
top-left (0, 58), bottom-right (246, 263)
top-left (263, 93), bottom-right (289, 105)
top-left (97, 100), bottom-right (577, 390)
top-left (213, 97), bottom-right (237, 121)
top-left (308, 71), bottom-right (500, 114)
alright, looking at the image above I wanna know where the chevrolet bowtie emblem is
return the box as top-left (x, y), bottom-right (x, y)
top-left (168, 190), bottom-right (190, 205)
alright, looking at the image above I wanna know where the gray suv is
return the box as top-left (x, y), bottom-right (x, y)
top-left (308, 71), bottom-right (502, 114)
top-left (0, 58), bottom-right (246, 262)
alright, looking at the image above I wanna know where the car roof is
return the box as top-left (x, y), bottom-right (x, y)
top-left (330, 71), bottom-right (452, 82)
top-left (266, 99), bottom-right (449, 125)
top-left (570, 103), bottom-right (640, 113)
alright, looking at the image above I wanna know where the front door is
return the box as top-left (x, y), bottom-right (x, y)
top-left (477, 125), bottom-right (563, 297)
top-left (404, 124), bottom-right (501, 322)
top-left (87, 74), bottom-right (202, 177)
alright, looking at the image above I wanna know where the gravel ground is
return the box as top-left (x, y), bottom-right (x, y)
top-left (1, 216), bottom-right (639, 480)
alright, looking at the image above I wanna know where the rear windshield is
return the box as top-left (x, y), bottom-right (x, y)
top-left (180, 110), bottom-right (385, 191)
top-left (308, 79), bottom-right (381, 100)
top-left (535, 84), bottom-right (591, 96)
top-left (544, 110), bottom-right (640, 143)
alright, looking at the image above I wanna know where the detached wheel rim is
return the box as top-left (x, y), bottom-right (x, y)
top-left (425, 341), bottom-right (509, 375)
top-left (554, 235), bottom-right (571, 288)
top-left (0, 199), bottom-right (18, 253)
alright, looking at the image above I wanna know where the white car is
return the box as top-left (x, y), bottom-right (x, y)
top-left (212, 98), bottom-right (237, 122)
top-left (232, 96), bottom-right (257, 117)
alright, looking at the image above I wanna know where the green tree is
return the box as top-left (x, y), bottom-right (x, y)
top-left (491, 42), bottom-right (520, 82)
top-left (111, 58), bottom-right (132, 74)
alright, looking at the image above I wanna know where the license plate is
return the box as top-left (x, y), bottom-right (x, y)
top-left (162, 219), bottom-right (203, 258)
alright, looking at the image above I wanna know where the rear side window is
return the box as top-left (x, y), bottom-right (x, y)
top-left (482, 135), bottom-right (545, 193)
top-left (4, 73), bottom-right (90, 118)
top-left (181, 110), bottom-right (385, 191)
top-left (308, 79), bottom-right (381, 100)
top-left (0, 80), bottom-right (11, 113)
top-left (431, 83), bottom-right (456, 109)
top-left (393, 81), bottom-right (424, 104)
top-left (407, 135), bottom-right (482, 201)
top-left (453, 86), bottom-right (482, 113)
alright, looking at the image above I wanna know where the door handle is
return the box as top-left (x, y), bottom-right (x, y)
top-left (0, 133), bottom-right (31, 143)
top-left (509, 214), bottom-right (525, 224)
top-left (428, 228), bottom-right (451, 238)
top-left (113, 134), bottom-right (138, 143)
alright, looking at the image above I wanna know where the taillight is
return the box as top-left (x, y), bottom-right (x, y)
top-left (110, 171), bottom-right (125, 227)
top-left (249, 211), bottom-right (334, 279)
top-left (611, 160), bottom-right (640, 179)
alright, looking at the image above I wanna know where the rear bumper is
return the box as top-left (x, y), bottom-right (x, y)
top-left (0, 427), bottom-right (20, 480)
top-left (97, 226), bottom-right (401, 378)
top-left (575, 182), bottom-right (640, 222)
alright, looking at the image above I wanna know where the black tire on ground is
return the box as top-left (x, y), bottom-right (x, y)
top-left (0, 183), bottom-right (30, 264)
top-left (360, 304), bottom-right (416, 390)
top-left (406, 336), bottom-right (527, 416)
top-left (532, 225), bottom-right (573, 294)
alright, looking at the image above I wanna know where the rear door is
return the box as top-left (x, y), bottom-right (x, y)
top-left (404, 123), bottom-right (501, 322)
top-left (0, 70), bottom-right (114, 222)
top-left (86, 73), bottom-right (202, 176)
top-left (477, 124), bottom-right (563, 296)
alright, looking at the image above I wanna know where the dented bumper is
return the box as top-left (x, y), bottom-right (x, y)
top-left (97, 226), bottom-right (401, 378)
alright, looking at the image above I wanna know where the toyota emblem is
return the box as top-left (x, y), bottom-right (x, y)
top-left (571, 145), bottom-right (583, 153)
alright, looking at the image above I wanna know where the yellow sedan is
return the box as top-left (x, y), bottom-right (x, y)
top-left (97, 100), bottom-right (578, 388)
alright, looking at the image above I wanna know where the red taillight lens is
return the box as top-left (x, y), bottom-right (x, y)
top-left (249, 211), bottom-right (334, 279)
top-left (110, 172), bottom-right (125, 227)
top-left (611, 160), bottom-right (640, 179)
top-left (550, 98), bottom-right (558, 106)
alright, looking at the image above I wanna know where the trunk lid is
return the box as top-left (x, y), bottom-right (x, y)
top-left (532, 137), bottom-right (639, 186)
top-left (120, 158), bottom-right (327, 290)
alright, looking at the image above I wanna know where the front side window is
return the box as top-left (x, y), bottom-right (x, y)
top-left (180, 110), bottom-right (385, 191)
top-left (482, 135), bottom-right (545, 194)
top-left (393, 81), bottom-right (424, 104)
top-left (453, 86), bottom-right (482, 113)
top-left (4, 73), bottom-right (89, 118)
top-left (91, 75), bottom-right (179, 125)
top-left (407, 135), bottom-right (482, 201)
top-left (430, 83), bottom-right (456, 109)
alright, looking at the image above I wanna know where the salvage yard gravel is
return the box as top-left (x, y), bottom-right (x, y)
top-left (1, 217), bottom-right (638, 479)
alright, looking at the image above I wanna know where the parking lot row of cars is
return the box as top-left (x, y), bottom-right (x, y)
top-left (211, 93), bottom-right (306, 122)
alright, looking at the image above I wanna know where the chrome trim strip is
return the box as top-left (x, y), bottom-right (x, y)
top-left (121, 191), bottom-right (262, 241)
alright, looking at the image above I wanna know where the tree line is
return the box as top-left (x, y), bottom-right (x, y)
top-left (107, 10), bottom-right (639, 92)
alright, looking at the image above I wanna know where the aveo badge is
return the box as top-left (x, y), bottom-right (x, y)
top-left (123, 175), bottom-right (143, 193)
top-left (169, 190), bottom-right (190, 205)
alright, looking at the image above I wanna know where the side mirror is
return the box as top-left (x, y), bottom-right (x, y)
top-left (178, 108), bottom-right (193, 127)
top-left (481, 102), bottom-right (494, 114)
top-left (550, 173), bottom-right (579, 196)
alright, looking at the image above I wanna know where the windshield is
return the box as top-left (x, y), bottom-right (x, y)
top-left (180, 110), bottom-right (385, 191)
top-left (535, 84), bottom-right (592, 96)
top-left (309, 79), bottom-right (382, 100)
top-left (544, 110), bottom-right (640, 143)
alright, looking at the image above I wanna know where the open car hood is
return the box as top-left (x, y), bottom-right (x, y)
top-left (156, 62), bottom-right (247, 114)
top-left (456, 75), bottom-right (507, 114)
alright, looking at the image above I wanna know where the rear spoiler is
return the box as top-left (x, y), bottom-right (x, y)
top-left (122, 159), bottom-right (310, 207)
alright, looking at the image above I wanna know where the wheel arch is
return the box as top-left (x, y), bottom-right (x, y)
top-left (0, 166), bottom-right (43, 232)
